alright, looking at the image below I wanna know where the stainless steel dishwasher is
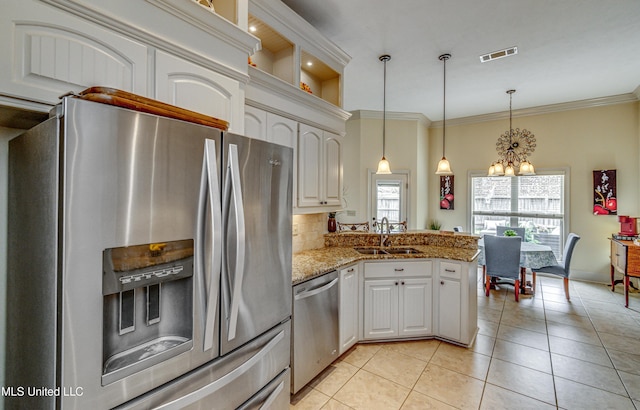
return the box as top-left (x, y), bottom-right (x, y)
top-left (291, 270), bottom-right (339, 394)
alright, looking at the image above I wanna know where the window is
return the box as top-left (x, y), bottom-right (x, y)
top-left (369, 170), bottom-right (409, 231)
top-left (470, 169), bottom-right (568, 260)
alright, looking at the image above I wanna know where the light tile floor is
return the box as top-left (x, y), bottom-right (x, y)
top-left (290, 274), bottom-right (640, 409)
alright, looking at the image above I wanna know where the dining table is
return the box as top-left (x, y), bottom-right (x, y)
top-left (478, 237), bottom-right (559, 294)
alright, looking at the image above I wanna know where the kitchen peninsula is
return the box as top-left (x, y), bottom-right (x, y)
top-left (291, 230), bottom-right (480, 394)
top-left (293, 230), bottom-right (479, 284)
top-left (294, 231), bottom-right (478, 348)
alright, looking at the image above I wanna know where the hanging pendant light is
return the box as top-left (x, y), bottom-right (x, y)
top-left (488, 89), bottom-right (537, 176)
top-left (435, 53), bottom-right (453, 175)
top-left (376, 54), bottom-right (392, 174)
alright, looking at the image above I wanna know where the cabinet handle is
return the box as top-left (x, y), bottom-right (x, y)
top-left (347, 268), bottom-right (354, 272)
top-left (445, 269), bottom-right (456, 273)
top-left (394, 268), bottom-right (405, 272)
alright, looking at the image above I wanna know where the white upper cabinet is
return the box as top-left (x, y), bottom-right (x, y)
top-left (266, 112), bottom-right (297, 148)
top-left (298, 123), bottom-right (342, 209)
top-left (155, 51), bottom-right (242, 132)
top-left (1, 0), bottom-right (258, 133)
top-left (244, 105), bottom-right (268, 141)
top-left (0, 1), bottom-right (148, 107)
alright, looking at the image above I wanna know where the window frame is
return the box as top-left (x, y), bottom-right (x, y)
top-left (367, 169), bottom-right (410, 230)
top-left (467, 167), bottom-right (571, 257)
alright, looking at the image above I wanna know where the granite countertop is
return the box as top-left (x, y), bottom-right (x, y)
top-left (292, 245), bottom-right (480, 285)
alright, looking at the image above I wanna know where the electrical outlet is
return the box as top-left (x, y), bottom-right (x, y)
top-left (292, 223), bottom-right (299, 236)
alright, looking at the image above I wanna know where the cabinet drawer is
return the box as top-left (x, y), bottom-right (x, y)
top-left (611, 241), bottom-right (627, 273)
top-left (439, 261), bottom-right (461, 280)
top-left (364, 261), bottom-right (432, 279)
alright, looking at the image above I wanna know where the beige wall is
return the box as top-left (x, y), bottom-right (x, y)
top-left (340, 112), bottom-right (430, 229)
top-left (343, 102), bottom-right (640, 283)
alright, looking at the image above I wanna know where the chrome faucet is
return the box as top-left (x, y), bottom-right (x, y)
top-left (379, 217), bottom-right (391, 247)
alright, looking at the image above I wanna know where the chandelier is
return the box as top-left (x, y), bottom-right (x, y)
top-left (488, 90), bottom-right (536, 176)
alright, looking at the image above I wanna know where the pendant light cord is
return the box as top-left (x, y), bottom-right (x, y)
top-left (439, 53), bottom-right (451, 158)
top-left (382, 56), bottom-right (387, 158)
top-left (442, 55), bottom-right (446, 157)
top-left (508, 89), bottom-right (515, 146)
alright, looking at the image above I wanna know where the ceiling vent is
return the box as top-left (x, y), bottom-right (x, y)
top-left (480, 46), bottom-right (518, 63)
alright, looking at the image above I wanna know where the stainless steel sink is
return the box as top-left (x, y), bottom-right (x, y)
top-left (385, 247), bottom-right (422, 254)
top-left (354, 247), bottom-right (389, 255)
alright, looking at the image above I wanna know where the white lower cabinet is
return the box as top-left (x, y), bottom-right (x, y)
top-left (436, 260), bottom-right (478, 345)
top-left (363, 261), bottom-right (432, 340)
top-left (339, 264), bottom-right (359, 354)
top-left (359, 258), bottom-right (478, 346)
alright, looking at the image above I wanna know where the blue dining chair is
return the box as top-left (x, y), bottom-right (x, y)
top-left (532, 233), bottom-right (581, 300)
top-left (484, 235), bottom-right (523, 301)
top-left (496, 226), bottom-right (526, 240)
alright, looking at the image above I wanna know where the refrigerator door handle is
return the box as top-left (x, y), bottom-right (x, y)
top-left (153, 329), bottom-right (285, 410)
top-left (197, 139), bottom-right (222, 352)
top-left (225, 143), bottom-right (246, 341)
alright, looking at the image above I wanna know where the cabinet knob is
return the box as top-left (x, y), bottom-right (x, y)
top-left (441, 281), bottom-right (445, 285)
top-left (401, 281), bottom-right (405, 285)
top-left (395, 282), bottom-right (398, 286)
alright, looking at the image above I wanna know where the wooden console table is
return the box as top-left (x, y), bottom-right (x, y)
top-left (610, 239), bottom-right (640, 307)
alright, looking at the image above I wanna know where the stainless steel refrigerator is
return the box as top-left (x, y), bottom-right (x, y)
top-left (6, 97), bottom-right (293, 409)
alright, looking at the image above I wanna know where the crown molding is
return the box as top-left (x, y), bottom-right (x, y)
top-left (350, 110), bottom-right (431, 128)
top-left (431, 93), bottom-right (639, 127)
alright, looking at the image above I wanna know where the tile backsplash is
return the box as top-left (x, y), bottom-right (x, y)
top-left (292, 213), bottom-right (327, 254)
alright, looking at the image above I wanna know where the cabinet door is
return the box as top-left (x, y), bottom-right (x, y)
top-left (244, 105), bottom-right (267, 141)
top-left (266, 113), bottom-right (297, 148)
top-left (438, 278), bottom-right (461, 341)
top-left (339, 264), bottom-right (359, 354)
top-left (363, 279), bottom-right (398, 339)
top-left (1, 2), bottom-right (148, 106)
top-left (399, 278), bottom-right (432, 337)
top-left (297, 124), bottom-right (323, 207)
top-left (323, 132), bottom-right (342, 207)
top-left (155, 50), bottom-right (241, 130)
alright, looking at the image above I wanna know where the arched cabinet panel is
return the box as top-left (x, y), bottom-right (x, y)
top-left (155, 50), bottom-right (241, 131)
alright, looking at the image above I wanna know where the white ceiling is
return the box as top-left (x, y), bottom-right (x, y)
top-left (281, 0), bottom-right (640, 121)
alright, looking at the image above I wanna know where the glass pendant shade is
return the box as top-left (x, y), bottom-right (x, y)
top-left (376, 156), bottom-right (392, 174)
top-left (504, 163), bottom-right (516, 177)
top-left (519, 160), bottom-right (535, 175)
top-left (488, 163), bottom-right (496, 176)
top-left (435, 157), bottom-right (453, 175)
top-left (493, 162), bottom-right (505, 176)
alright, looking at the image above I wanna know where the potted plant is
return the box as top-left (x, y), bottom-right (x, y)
top-left (429, 220), bottom-right (442, 231)
top-left (503, 229), bottom-right (517, 237)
